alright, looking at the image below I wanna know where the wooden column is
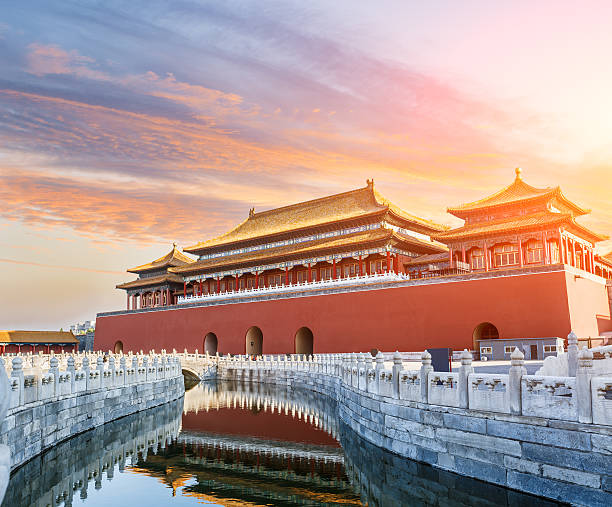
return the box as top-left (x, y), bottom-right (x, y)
top-left (285, 266), bottom-right (289, 285)
top-left (236, 274), bottom-right (240, 291)
top-left (541, 232), bottom-right (548, 264)
top-left (308, 264), bottom-right (312, 282)
top-left (461, 245), bottom-right (466, 264)
top-left (217, 277), bottom-right (221, 292)
top-left (358, 255), bottom-right (363, 276)
top-left (571, 240), bottom-right (576, 267)
top-left (484, 242), bottom-right (489, 272)
top-left (386, 250), bottom-right (391, 273)
top-left (448, 247), bottom-right (453, 269)
top-left (518, 238), bottom-right (524, 268)
top-left (255, 272), bottom-right (259, 289)
top-left (183, 282), bottom-right (186, 298)
top-left (332, 258), bottom-right (337, 279)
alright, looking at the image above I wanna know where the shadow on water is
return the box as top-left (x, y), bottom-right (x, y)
top-left (3, 380), bottom-right (569, 506)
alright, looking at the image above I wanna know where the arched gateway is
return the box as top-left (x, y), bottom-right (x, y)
top-left (245, 326), bottom-right (263, 355)
top-left (472, 322), bottom-right (499, 351)
top-left (295, 327), bottom-right (314, 355)
top-left (204, 332), bottom-right (218, 354)
top-left (114, 340), bottom-right (123, 354)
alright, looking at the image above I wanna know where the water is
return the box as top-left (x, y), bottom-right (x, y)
top-left (3, 382), bottom-right (566, 506)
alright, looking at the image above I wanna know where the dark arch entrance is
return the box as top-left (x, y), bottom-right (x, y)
top-left (295, 327), bottom-right (313, 355)
top-left (245, 326), bottom-right (263, 355)
top-left (472, 322), bottom-right (499, 350)
top-left (204, 332), bottom-right (218, 355)
top-left (114, 340), bottom-right (123, 354)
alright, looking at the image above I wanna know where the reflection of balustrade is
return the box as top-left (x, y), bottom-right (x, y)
top-left (2, 399), bottom-right (182, 507)
top-left (176, 271), bottom-right (409, 305)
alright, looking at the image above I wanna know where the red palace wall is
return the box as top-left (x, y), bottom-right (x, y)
top-left (96, 269), bottom-right (612, 355)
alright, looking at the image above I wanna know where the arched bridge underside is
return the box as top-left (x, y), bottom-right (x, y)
top-left (182, 367), bottom-right (201, 383)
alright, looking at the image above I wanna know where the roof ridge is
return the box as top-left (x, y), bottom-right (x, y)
top-left (250, 185), bottom-right (377, 218)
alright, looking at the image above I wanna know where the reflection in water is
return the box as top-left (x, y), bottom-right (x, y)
top-left (4, 381), bottom-right (566, 506)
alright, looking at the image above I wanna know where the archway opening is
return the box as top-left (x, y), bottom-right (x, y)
top-left (204, 332), bottom-right (218, 355)
top-left (472, 322), bottom-right (499, 351)
top-left (295, 327), bottom-right (313, 355)
top-left (113, 340), bottom-right (124, 354)
top-left (245, 326), bottom-right (263, 355)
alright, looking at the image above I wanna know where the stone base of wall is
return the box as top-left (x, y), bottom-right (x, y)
top-left (250, 370), bottom-right (612, 506)
top-left (1, 376), bottom-right (184, 471)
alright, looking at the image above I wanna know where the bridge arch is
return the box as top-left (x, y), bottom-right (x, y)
top-left (182, 366), bottom-right (200, 383)
top-left (204, 332), bottom-right (218, 355)
top-left (245, 326), bottom-right (263, 355)
top-left (295, 327), bottom-right (313, 355)
top-left (113, 340), bottom-right (123, 354)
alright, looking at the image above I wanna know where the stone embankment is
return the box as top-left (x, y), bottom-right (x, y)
top-left (0, 350), bottom-right (184, 472)
top-left (212, 341), bottom-right (612, 506)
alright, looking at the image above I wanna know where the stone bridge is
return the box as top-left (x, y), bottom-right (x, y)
top-left (202, 338), bottom-right (612, 505)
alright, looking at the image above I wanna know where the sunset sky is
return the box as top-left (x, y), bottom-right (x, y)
top-left (1, 1), bottom-right (612, 329)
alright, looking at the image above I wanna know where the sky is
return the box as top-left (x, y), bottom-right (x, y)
top-left (1, 1), bottom-right (612, 330)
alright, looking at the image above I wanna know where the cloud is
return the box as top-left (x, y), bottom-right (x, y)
top-left (0, 258), bottom-right (124, 275)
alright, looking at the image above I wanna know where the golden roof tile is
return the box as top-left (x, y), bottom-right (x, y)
top-left (184, 182), bottom-right (446, 255)
top-left (0, 330), bottom-right (79, 344)
top-left (434, 211), bottom-right (607, 243)
top-left (116, 273), bottom-right (184, 290)
top-left (447, 168), bottom-right (589, 218)
top-left (406, 252), bottom-right (449, 266)
top-left (173, 228), bottom-right (444, 275)
top-left (127, 243), bottom-right (194, 274)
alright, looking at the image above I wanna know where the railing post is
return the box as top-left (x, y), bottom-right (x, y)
top-left (67, 355), bottom-right (76, 393)
top-left (577, 347), bottom-right (594, 423)
top-left (509, 347), bottom-right (525, 415)
top-left (12, 356), bottom-right (24, 406)
top-left (420, 351), bottom-right (433, 403)
top-left (108, 356), bottom-right (116, 387)
top-left (568, 331), bottom-right (579, 377)
top-left (119, 356), bottom-right (127, 386)
top-left (392, 351), bottom-right (403, 398)
top-left (82, 356), bottom-right (90, 389)
top-left (49, 356), bottom-right (59, 398)
top-left (375, 351), bottom-right (384, 393)
top-left (96, 356), bottom-right (104, 386)
top-left (459, 349), bottom-right (473, 409)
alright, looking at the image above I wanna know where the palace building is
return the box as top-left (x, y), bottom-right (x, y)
top-left (96, 171), bottom-right (612, 356)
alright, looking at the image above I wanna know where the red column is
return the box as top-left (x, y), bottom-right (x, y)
top-left (484, 242), bottom-right (489, 272)
top-left (541, 232), bottom-right (548, 264)
top-left (127, 293), bottom-right (130, 310)
top-left (255, 273), bottom-right (259, 289)
top-left (199, 279), bottom-right (203, 295)
top-left (448, 247), bottom-right (453, 269)
top-left (591, 250), bottom-right (595, 274)
top-left (358, 255), bottom-right (363, 276)
top-left (236, 274), bottom-right (240, 291)
top-left (183, 282), bottom-right (186, 298)
top-left (393, 254), bottom-right (399, 274)
top-left (332, 258), bottom-right (337, 279)
top-left (285, 267), bottom-right (289, 285)
top-left (518, 238), bottom-right (524, 268)
top-left (386, 250), bottom-right (391, 272)
top-left (571, 240), bottom-right (576, 267)
top-left (461, 245), bottom-right (466, 264)
top-left (308, 264), bottom-right (312, 282)
top-left (582, 248), bottom-right (586, 272)
top-left (217, 278), bottom-right (221, 292)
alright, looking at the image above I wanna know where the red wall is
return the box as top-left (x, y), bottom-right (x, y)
top-left (182, 408), bottom-right (339, 447)
top-left (96, 269), bottom-right (610, 354)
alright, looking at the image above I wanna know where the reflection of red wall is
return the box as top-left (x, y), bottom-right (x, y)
top-left (182, 408), bottom-right (339, 447)
top-left (96, 269), bottom-right (611, 354)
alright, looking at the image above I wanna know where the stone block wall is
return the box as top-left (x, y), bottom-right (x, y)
top-left (227, 362), bottom-right (612, 505)
top-left (0, 368), bottom-right (184, 471)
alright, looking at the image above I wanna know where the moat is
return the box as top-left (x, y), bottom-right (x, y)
top-left (3, 381), bottom-right (566, 506)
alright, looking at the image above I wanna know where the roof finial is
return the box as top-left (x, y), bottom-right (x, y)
top-left (515, 167), bottom-right (522, 180)
top-left (249, 207), bottom-right (255, 217)
top-left (172, 242), bottom-right (177, 248)
top-left (366, 178), bottom-right (374, 188)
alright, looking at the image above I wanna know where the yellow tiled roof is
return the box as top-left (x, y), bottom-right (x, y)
top-left (406, 252), bottom-right (449, 266)
top-left (173, 228), bottom-right (444, 275)
top-left (116, 273), bottom-right (184, 290)
top-left (434, 211), bottom-right (607, 243)
top-left (0, 330), bottom-right (79, 344)
top-left (127, 244), bottom-right (194, 274)
top-left (184, 183), bottom-right (446, 254)
top-left (447, 169), bottom-right (589, 218)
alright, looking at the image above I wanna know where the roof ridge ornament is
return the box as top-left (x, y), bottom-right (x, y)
top-left (249, 207), bottom-right (255, 218)
top-left (515, 167), bottom-right (523, 181)
top-left (366, 178), bottom-right (374, 188)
